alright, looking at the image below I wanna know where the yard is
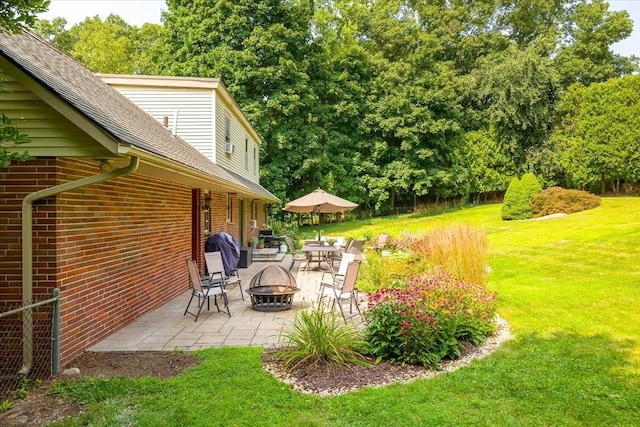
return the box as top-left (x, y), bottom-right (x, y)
top-left (5, 197), bottom-right (640, 426)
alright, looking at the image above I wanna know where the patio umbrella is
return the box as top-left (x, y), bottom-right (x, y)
top-left (283, 187), bottom-right (358, 213)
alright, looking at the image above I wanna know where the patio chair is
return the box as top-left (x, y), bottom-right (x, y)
top-left (284, 236), bottom-right (309, 271)
top-left (204, 251), bottom-right (244, 302)
top-left (317, 261), bottom-right (361, 321)
top-left (333, 236), bottom-right (346, 248)
top-left (328, 237), bottom-right (353, 267)
top-left (184, 259), bottom-right (230, 321)
top-left (368, 233), bottom-right (389, 251)
top-left (316, 253), bottom-right (355, 304)
top-left (347, 239), bottom-right (366, 260)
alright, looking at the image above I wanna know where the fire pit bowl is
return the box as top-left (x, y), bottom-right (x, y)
top-left (246, 265), bottom-right (299, 312)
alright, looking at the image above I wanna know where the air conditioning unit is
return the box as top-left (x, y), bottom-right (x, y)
top-left (249, 219), bottom-right (258, 228)
top-left (225, 142), bottom-right (235, 154)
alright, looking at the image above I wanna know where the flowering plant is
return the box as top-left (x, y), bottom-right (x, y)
top-left (363, 272), bottom-right (497, 366)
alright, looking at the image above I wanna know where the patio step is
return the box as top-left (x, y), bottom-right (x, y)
top-left (251, 248), bottom-right (286, 262)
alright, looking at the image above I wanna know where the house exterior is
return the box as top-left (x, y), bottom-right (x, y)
top-left (0, 30), bottom-right (279, 375)
top-left (98, 74), bottom-right (266, 247)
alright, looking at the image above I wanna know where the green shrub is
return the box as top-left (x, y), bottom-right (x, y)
top-left (521, 172), bottom-right (542, 197)
top-left (270, 220), bottom-right (298, 238)
top-left (277, 308), bottom-right (369, 371)
top-left (364, 272), bottom-right (497, 367)
top-left (532, 187), bottom-right (601, 217)
top-left (501, 173), bottom-right (542, 220)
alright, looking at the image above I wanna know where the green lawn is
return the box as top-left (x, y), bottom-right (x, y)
top-left (52, 198), bottom-right (640, 426)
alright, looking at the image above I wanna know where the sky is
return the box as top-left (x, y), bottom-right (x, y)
top-left (38, 0), bottom-right (640, 57)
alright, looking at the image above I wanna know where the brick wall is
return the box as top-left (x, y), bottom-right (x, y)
top-left (1, 158), bottom-right (194, 365)
top-left (1, 159), bottom-right (56, 301)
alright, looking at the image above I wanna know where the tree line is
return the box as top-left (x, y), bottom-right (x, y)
top-left (32, 0), bottom-right (639, 214)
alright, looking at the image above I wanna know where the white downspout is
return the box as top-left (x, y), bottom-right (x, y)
top-left (20, 156), bottom-right (139, 374)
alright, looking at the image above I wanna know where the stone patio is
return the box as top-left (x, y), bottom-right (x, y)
top-left (88, 255), bottom-right (361, 352)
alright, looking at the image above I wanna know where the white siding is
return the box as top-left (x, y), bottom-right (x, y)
top-left (112, 87), bottom-right (215, 160)
top-left (214, 97), bottom-right (259, 183)
top-left (107, 82), bottom-right (260, 183)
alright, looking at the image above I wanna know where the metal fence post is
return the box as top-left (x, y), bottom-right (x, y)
top-left (52, 288), bottom-right (61, 375)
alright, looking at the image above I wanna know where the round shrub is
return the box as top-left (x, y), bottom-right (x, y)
top-left (532, 187), bottom-right (601, 217)
top-left (501, 173), bottom-right (542, 220)
top-left (363, 272), bottom-right (497, 367)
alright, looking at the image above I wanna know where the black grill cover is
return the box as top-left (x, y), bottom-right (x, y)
top-left (205, 232), bottom-right (240, 275)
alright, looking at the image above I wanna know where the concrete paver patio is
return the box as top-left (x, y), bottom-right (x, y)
top-left (88, 255), bottom-right (357, 352)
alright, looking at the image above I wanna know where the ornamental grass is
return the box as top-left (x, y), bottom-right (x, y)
top-left (276, 308), bottom-right (369, 372)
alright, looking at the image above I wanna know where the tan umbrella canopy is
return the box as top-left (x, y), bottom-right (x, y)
top-left (283, 187), bottom-right (358, 213)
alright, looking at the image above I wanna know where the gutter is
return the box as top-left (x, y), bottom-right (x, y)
top-left (19, 156), bottom-right (139, 374)
top-left (126, 147), bottom-right (280, 203)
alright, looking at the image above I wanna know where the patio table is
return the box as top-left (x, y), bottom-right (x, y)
top-left (301, 244), bottom-right (339, 271)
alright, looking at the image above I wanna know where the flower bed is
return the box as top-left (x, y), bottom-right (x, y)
top-left (364, 272), bottom-right (497, 366)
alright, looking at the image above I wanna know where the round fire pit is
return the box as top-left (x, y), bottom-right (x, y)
top-left (246, 265), bottom-right (299, 312)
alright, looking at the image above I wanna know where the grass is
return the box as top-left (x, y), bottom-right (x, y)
top-left (50, 197), bottom-right (640, 426)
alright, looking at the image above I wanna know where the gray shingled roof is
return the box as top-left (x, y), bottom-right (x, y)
top-left (0, 30), bottom-right (279, 202)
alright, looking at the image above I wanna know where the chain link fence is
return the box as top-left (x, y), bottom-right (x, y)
top-left (0, 290), bottom-right (60, 400)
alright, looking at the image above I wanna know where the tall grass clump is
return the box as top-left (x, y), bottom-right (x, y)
top-left (364, 272), bottom-right (497, 366)
top-left (418, 224), bottom-right (489, 285)
top-left (276, 308), bottom-right (369, 371)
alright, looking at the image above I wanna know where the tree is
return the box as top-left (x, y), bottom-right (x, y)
top-left (0, 0), bottom-right (49, 32)
top-left (67, 15), bottom-right (162, 74)
top-left (521, 172), bottom-right (543, 198)
top-left (554, 0), bottom-right (636, 89)
top-left (553, 75), bottom-right (640, 193)
top-left (474, 43), bottom-right (559, 169)
top-left (154, 0), bottom-right (639, 208)
top-left (450, 129), bottom-right (516, 203)
top-left (340, 0), bottom-right (465, 209)
top-left (33, 15), bottom-right (163, 74)
top-left (495, 0), bottom-right (567, 53)
top-left (31, 16), bottom-right (75, 51)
